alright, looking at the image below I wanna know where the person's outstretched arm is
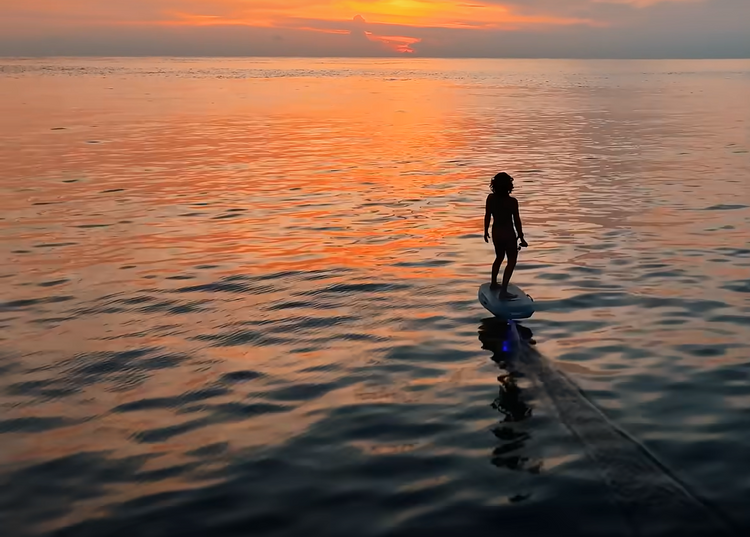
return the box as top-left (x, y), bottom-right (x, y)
top-left (513, 199), bottom-right (528, 247)
top-left (484, 195), bottom-right (492, 243)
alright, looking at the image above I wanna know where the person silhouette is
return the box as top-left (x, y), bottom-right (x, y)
top-left (483, 172), bottom-right (528, 300)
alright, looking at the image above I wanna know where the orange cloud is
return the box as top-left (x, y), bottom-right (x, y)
top-left (323, 0), bottom-right (594, 28)
top-left (158, 0), bottom-right (593, 29)
top-left (142, 1), bottom-right (598, 54)
top-left (0, 0), bottom-right (601, 56)
top-left (2, 0), bottom-right (596, 29)
top-left (366, 32), bottom-right (422, 53)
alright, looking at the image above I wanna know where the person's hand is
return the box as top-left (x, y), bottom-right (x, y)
top-left (484, 232), bottom-right (489, 243)
top-left (519, 237), bottom-right (528, 248)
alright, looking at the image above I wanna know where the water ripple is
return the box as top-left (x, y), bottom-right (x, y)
top-left (1, 57), bottom-right (749, 537)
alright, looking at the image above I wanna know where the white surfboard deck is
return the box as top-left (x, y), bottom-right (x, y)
top-left (478, 283), bottom-right (535, 320)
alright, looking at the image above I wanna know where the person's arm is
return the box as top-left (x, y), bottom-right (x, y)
top-left (513, 198), bottom-right (528, 247)
top-left (484, 195), bottom-right (492, 242)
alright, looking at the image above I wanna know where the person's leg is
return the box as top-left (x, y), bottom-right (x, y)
top-left (490, 238), bottom-right (506, 289)
top-left (500, 243), bottom-right (518, 299)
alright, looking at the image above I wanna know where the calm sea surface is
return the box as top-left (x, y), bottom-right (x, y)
top-left (1, 57), bottom-right (749, 537)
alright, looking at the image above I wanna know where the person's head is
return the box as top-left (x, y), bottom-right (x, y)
top-left (490, 172), bottom-right (514, 195)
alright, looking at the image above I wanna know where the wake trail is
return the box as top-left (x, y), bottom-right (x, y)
top-left (508, 325), bottom-right (738, 537)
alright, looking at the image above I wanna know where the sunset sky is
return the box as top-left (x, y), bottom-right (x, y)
top-left (0, 0), bottom-right (748, 57)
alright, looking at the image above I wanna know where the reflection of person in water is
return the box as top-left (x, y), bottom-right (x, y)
top-left (481, 319), bottom-right (533, 423)
top-left (493, 372), bottom-right (532, 422)
top-left (483, 172), bottom-right (528, 300)
top-left (479, 318), bottom-right (541, 475)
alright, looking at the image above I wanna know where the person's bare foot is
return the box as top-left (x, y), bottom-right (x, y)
top-left (499, 291), bottom-right (517, 300)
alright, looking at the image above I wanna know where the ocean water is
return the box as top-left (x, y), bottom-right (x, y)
top-left (1, 57), bottom-right (749, 537)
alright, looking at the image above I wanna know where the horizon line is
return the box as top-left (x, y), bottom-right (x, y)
top-left (2, 54), bottom-right (750, 61)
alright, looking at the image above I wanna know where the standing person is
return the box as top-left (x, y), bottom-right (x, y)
top-left (483, 172), bottom-right (528, 299)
